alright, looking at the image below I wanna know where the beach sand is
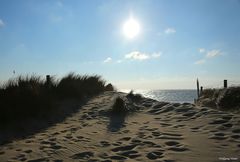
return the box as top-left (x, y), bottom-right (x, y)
top-left (0, 91), bottom-right (239, 162)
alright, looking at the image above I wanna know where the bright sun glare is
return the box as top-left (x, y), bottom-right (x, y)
top-left (123, 17), bottom-right (140, 39)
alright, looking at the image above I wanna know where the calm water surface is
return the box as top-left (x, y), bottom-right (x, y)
top-left (122, 89), bottom-right (198, 103)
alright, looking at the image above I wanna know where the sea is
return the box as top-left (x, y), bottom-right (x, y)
top-left (121, 89), bottom-right (198, 103)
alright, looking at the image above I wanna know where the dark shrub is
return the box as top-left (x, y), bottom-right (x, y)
top-left (112, 97), bottom-right (127, 113)
top-left (200, 88), bottom-right (216, 99)
top-left (57, 73), bottom-right (105, 99)
top-left (198, 87), bottom-right (240, 110)
top-left (217, 87), bottom-right (240, 110)
top-left (126, 90), bottom-right (142, 102)
top-left (105, 83), bottom-right (114, 91)
top-left (0, 73), bottom-right (107, 125)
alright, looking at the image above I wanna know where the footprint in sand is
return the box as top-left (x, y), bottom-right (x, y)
top-left (99, 141), bottom-right (111, 147)
top-left (165, 140), bottom-right (188, 152)
top-left (25, 139), bottom-right (34, 143)
top-left (160, 123), bottom-right (172, 127)
top-left (152, 131), bottom-right (162, 137)
top-left (209, 134), bottom-right (228, 140)
top-left (14, 153), bottom-right (26, 161)
top-left (64, 134), bottom-right (73, 139)
top-left (168, 147), bottom-right (189, 152)
top-left (165, 141), bottom-right (180, 146)
top-left (142, 141), bottom-right (162, 148)
top-left (209, 119), bottom-right (228, 125)
top-left (109, 155), bottom-right (127, 160)
top-left (53, 160), bottom-right (63, 162)
top-left (51, 132), bottom-right (60, 136)
top-left (50, 144), bottom-right (62, 150)
top-left (223, 123), bottom-right (233, 128)
top-left (24, 149), bottom-right (33, 153)
top-left (27, 157), bottom-right (48, 162)
top-left (182, 111), bottom-right (197, 117)
top-left (111, 144), bottom-right (137, 152)
top-left (110, 143), bottom-right (142, 159)
top-left (146, 151), bottom-right (164, 160)
top-left (163, 159), bottom-right (175, 162)
top-left (131, 139), bottom-right (142, 144)
top-left (231, 134), bottom-right (240, 139)
top-left (232, 129), bottom-right (240, 133)
top-left (70, 151), bottom-right (94, 160)
top-left (155, 106), bottom-right (175, 114)
top-left (157, 132), bottom-right (183, 140)
top-left (119, 137), bottom-right (131, 141)
top-left (174, 106), bottom-right (192, 113)
top-left (190, 126), bottom-right (200, 131)
top-left (119, 150), bottom-right (141, 159)
top-left (173, 124), bottom-right (186, 128)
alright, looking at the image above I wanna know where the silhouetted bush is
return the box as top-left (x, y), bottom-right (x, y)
top-left (111, 97), bottom-right (127, 113)
top-left (57, 73), bottom-right (105, 99)
top-left (0, 75), bottom-right (53, 122)
top-left (104, 83), bottom-right (114, 91)
top-left (217, 87), bottom-right (240, 110)
top-left (126, 90), bottom-right (142, 102)
top-left (0, 73), bottom-right (106, 125)
top-left (200, 89), bottom-right (215, 98)
top-left (198, 87), bottom-right (240, 110)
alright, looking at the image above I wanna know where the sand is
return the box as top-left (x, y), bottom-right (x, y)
top-left (0, 91), bottom-right (239, 162)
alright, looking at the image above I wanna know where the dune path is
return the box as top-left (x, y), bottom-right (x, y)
top-left (0, 91), bottom-right (240, 162)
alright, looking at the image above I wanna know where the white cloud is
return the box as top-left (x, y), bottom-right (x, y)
top-left (103, 57), bottom-right (112, 63)
top-left (195, 48), bottom-right (222, 65)
top-left (194, 59), bottom-right (206, 65)
top-left (0, 19), bottom-right (5, 27)
top-left (206, 50), bottom-right (221, 58)
top-left (164, 28), bottom-right (176, 34)
top-left (125, 51), bottom-right (149, 60)
top-left (199, 48), bottom-right (205, 53)
top-left (125, 51), bottom-right (161, 61)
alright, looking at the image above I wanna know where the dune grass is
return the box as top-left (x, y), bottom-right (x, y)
top-left (199, 87), bottom-right (240, 110)
top-left (0, 73), bottom-right (106, 125)
top-left (126, 90), bottom-right (142, 102)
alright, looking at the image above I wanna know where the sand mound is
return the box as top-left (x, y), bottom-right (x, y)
top-left (0, 91), bottom-right (239, 162)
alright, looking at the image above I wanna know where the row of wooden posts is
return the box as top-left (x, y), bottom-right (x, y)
top-left (196, 79), bottom-right (228, 99)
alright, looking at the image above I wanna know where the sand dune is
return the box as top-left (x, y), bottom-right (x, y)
top-left (0, 91), bottom-right (239, 162)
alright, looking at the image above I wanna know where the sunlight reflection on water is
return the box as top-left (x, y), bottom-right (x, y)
top-left (121, 89), bottom-right (197, 103)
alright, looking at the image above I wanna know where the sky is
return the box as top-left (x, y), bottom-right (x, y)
top-left (0, 0), bottom-right (240, 90)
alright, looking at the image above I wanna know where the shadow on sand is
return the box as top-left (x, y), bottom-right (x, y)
top-left (0, 98), bottom-right (89, 145)
top-left (107, 113), bottom-right (127, 132)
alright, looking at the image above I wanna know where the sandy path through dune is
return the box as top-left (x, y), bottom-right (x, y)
top-left (0, 91), bottom-right (239, 162)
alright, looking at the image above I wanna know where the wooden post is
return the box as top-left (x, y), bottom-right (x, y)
top-left (224, 80), bottom-right (227, 88)
top-left (200, 86), bottom-right (203, 96)
top-left (46, 75), bottom-right (51, 88)
top-left (197, 78), bottom-right (200, 99)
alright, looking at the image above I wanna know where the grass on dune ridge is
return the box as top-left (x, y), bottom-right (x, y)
top-left (198, 87), bottom-right (240, 110)
top-left (0, 73), bottom-right (107, 125)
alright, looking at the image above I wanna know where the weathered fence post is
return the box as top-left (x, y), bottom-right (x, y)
top-left (197, 78), bottom-right (200, 99)
top-left (224, 80), bottom-right (227, 88)
top-left (46, 75), bottom-right (51, 88)
top-left (200, 86), bottom-right (203, 96)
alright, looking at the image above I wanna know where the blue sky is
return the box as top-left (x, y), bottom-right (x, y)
top-left (0, 0), bottom-right (240, 89)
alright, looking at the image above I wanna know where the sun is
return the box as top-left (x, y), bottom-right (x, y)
top-left (123, 17), bottom-right (140, 39)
